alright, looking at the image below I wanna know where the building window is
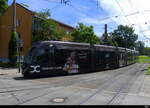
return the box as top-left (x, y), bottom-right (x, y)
top-left (16, 19), bottom-right (21, 27)
top-left (66, 30), bottom-right (70, 34)
top-left (18, 33), bottom-right (21, 39)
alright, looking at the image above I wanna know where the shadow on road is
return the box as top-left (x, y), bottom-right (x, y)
top-left (0, 67), bottom-right (18, 70)
top-left (13, 71), bottom-right (98, 81)
top-left (13, 73), bottom-right (75, 80)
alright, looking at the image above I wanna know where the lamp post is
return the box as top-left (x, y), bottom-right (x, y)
top-left (13, 0), bottom-right (21, 73)
top-left (13, 0), bottom-right (16, 32)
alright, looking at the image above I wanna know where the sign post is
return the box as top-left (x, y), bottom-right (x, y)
top-left (17, 39), bottom-right (24, 73)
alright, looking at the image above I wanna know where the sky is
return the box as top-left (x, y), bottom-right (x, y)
top-left (8, 0), bottom-right (150, 47)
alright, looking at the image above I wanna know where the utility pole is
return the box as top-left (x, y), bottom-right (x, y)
top-left (104, 24), bottom-right (108, 45)
top-left (13, 0), bottom-right (16, 32)
top-left (13, 0), bottom-right (20, 73)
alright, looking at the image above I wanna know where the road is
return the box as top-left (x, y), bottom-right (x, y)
top-left (0, 63), bottom-right (150, 105)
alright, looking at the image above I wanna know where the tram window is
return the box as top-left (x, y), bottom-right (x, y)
top-left (55, 49), bottom-right (67, 65)
top-left (95, 51), bottom-right (101, 64)
top-left (105, 53), bottom-right (110, 58)
top-left (32, 49), bottom-right (45, 62)
top-left (78, 51), bottom-right (87, 59)
top-left (120, 53), bottom-right (123, 59)
top-left (28, 47), bottom-right (36, 57)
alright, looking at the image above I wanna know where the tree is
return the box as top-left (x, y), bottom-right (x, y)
top-left (135, 41), bottom-right (145, 55)
top-left (8, 32), bottom-right (17, 65)
top-left (32, 10), bottom-right (66, 42)
top-left (32, 18), bottom-right (65, 42)
top-left (34, 9), bottom-right (51, 19)
top-left (100, 33), bottom-right (114, 46)
top-left (110, 25), bottom-right (138, 49)
top-left (142, 47), bottom-right (150, 56)
top-left (0, 0), bottom-right (8, 16)
top-left (61, 33), bottom-right (73, 41)
top-left (71, 23), bottom-right (100, 44)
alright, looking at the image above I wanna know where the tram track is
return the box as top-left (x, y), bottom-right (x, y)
top-left (0, 63), bottom-right (146, 105)
top-left (78, 63), bottom-right (145, 105)
top-left (0, 63), bottom-right (135, 94)
top-left (12, 64), bottom-right (138, 105)
top-left (106, 64), bottom-right (147, 105)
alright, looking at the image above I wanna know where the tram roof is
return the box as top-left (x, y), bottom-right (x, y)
top-left (32, 41), bottom-right (138, 53)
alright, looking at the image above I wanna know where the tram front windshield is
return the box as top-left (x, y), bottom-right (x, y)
top-left (24, 47), bottom-right (46, 64)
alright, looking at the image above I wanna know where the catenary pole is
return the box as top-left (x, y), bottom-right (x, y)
top-left (13, 0), bottom-right (16, 32)
top-left (13, 0), bottom-right (20, 73)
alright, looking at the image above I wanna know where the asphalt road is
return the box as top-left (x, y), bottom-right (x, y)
top-left (0, 63), bottom-right (150, 105)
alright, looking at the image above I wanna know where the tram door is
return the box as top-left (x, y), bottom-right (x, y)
top-left (77, 50), bottom-right (91, 73)
top-left (90, 46), bottom-right (96, 72)
top-left (54, 49), bottom-right (68, 74)
top-left (119, 53), bottom-right (124, 67)
top-left (37, 48), bottom-right (54, 73)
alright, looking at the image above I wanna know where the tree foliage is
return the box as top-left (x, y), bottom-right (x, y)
top-left (61, 33), bottom-right (73, 41)
top-left (8, 32), bottom-right (17, 64)
top-left (142, 47), bottom-right (150, 56)
top-left (32, 18), bottom-right (65, 42)
top-left (71, 23), bottom-right (100, 44)
top-left (135, 41), bottom-right (145, 55)
top-left (32, 10), bottom-right (66, 42)
top-left (110, 25), bottom-right (138, 49)
top-left (100, 33), bottom-right (114, 46)
top-left (0, 0), bottom-right (8, 16)
top-left (34, 9), bottom-right (51, 19)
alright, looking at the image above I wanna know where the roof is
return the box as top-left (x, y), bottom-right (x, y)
top-left (15, 3), bottom-right (74, 30)
top-left (16, 3), bottom-right (33, 14)
top-left (33, 15), bottom-right (74, 30)
top-left (50, 18), bottom-right (74, 30)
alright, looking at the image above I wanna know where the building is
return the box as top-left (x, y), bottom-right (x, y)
top-left (0, 3), bottom-right (74, 62)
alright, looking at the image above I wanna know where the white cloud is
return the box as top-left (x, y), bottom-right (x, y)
top-left (98, 0), bottom-right (150, 46)
top-left (19, 0), bottom-right (150, 46)
top-left (79, 0), bottom-right (150, 46)
top-left (80, 17), bottom-right (112, 25)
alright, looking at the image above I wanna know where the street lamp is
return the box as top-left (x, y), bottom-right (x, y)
top-left (13, 0), bottom-right (21, 73)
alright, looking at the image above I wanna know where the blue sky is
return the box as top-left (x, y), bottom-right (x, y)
top-left (8, 0), bottom-right (150, 47)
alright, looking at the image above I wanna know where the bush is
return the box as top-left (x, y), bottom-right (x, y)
top-left (8, 32), bottom-right (17, 65)
top-left (0, 62), bottom-right (19, 68)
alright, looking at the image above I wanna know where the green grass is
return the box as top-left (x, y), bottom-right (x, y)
top-left (138, 56), bottom-right (150, 63)
top-left (138, 56), bottom-right (150, 75)
top-left (147, 67), bottom-right (150, 75)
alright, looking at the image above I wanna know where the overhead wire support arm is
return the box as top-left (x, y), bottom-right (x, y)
top-left (114, 0), bottom-right (132, 25)
top-left (127, 0), bottom-right (150, 41)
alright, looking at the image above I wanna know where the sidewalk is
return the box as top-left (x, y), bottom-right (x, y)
top-left (0, 67), bottom-right (20, 75)
top-left (139, 75), bottom-right (150, 97)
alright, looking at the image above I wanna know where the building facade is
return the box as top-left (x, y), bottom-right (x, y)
top-left (0, 3), bottom-right (74, 62)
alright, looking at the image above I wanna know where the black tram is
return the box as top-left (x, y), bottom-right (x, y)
top-left (21, 41), bottom-right (139, 77)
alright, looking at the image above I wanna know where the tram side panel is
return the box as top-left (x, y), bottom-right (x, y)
top-left (95, 49), bottom-right (120, 71)
top-left (53, 49), bottom-right (91, 75)
top-left (76, 50), bottom-right (91, 73)
top-left (95, 51), bottom-right (105, 71)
